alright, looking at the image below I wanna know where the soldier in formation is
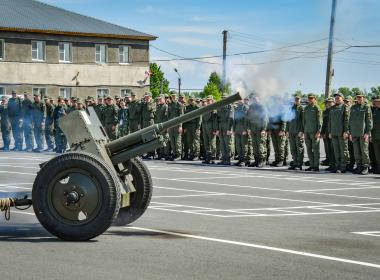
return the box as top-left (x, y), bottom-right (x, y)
top-left (1, 90), bottom-right (380, 176)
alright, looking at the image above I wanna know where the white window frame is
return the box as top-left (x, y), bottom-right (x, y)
top-left (97, 88), bottom-right (109, 98)
top-left (31, 41), bottom-right (46, 61)
top-left (33, 88), bottom-right (47, 98)
top-left (121, 89), bottom-right (131, 97)
top-left (0, 39), bottom-right (4, 60)
top-left (119, 45), bottom-right (130, 64)
top-left (95, 44), bottom-right (107, 64)
top-left (59, 88), bottom-right (72, 98)
top-left (58, 42), bottom-right (72, 63)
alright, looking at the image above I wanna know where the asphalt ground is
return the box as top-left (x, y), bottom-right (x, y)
top-left (0, 151), bottom-right (379, 280)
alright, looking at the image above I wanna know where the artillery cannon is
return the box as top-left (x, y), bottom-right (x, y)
top-left (1, 93), bottom-right (242, 241)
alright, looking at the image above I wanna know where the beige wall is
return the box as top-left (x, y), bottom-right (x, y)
top-left (0, 31), bottom-right (151, 98)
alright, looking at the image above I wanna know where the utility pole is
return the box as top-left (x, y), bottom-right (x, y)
top-left (324, 0), bottom-right (337, 98)
top-left (222, 30), bottom-right (228, 86)
top-left (174, 68), bottom-right (181, 95)
top-left (160, 79), bottom-right (163, 95)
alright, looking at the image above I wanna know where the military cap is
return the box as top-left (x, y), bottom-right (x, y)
top-left (86, 96), bottom-right (94, 101)
top-left (188, 96), bottom-right (194, 100)
top-left (105, 95), bottom-right (112, 100)
top-left (355, 91), bottom-right (364, 97)
top-left (11, 90), bottom-right (16, 95)
top-left (158, 94), bottom-right (165, 99)
top-left (115, 95), bottom-right (120, 99)
top-left (179, 93), bottom-right (185, 97)
top-left (373, 95), bottom-right (380, 102)
top-left (76, 98), bottom-right (83, 103)
top-left (64, 98), bottom-right (69, 101)
top-left (1, 95), bottom-right (7, 100)
top-left (144, 92), bottom-right (152, 97)
top-left (344, 96), bottom-right (353, 101)
top-left (325, 97), bottom-right (334, 103)
top-left (43, 95), bottom-right (49, 99)
top-left (307, 93), bottom-right (316, 98)
top-left (334, 92), bottom-right (343, 97)
top-left (23, 92), bottom-right (30, 96)
top-left (131, 91), bottom-right (137, 96)
top-left (206, 95), bottom-right (213, 100)
top-left (33, 93), bottom-right (40, 97)
top-left (196, 98), bottom-right (201, 102)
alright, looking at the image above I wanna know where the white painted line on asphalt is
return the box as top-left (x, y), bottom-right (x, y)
top-left (126, 226), bottom-right (380, 269)
top-left (352, 231), bottom-right (380, 237)
top-left (154, 193), bottom-right (225, 198)
top-left (150, 166), bottom-right (378, 186)
top-left (0, 171), bottom-right (35, 176)
top-left (297, 186), bottom-right (380, 192)
top-left (154, 185), bottom-right (335, 205)
top-left (0, 156), bottom-right (48, 161)
top-left (0, 164), bottom-right (39, 169)
top-left (154, 178), bottom-right (380, 202)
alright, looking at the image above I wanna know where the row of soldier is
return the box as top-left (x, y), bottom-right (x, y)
top-left (0, 90), bottom-right (379, 175)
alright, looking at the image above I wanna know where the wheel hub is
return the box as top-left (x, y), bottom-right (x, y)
top-left (66, 190), bottom-right (80, 205)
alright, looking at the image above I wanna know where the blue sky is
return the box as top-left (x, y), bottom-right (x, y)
top-left (43, 0), bottom-right (380, 95)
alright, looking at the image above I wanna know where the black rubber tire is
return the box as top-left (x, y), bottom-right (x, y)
top-left (32, 152), bottom-right (121, 241)
top-left (113, 157), bottom-right (153, 226)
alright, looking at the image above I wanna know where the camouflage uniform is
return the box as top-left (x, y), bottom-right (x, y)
top-left (371, 95), bottom-right (380, 173)
top-left (155, 98), bottom-right (169, 159)
top-left (141, 98), bottom-right (156, 128)
top-left (44, 98), bottom-right (55, 151)
top-left (53, 102), bottom-right (67, 153)
top-left (349, 94), bottom-right (373, 174)
top-left (32, 97), bottom-right (46, 152)
top-left (328, 94), bottom-right (349, 173)
top-left (202, 99), bottom-right (218, 163)
top-left (287, 101), bottom-right (304, 169)
top-left (0, 98), bottom-right (11, 151)
top-left (302, 95), bottom-right (322, 171)
top-left (8, 94), bottom-right (23, 150)
top-left (269, 116), bottom-right (287, 167)
top-left (234, 102), bottom-right (249, 165)
top-left (128, 98), bottom-right (141, 133)
top-left (183, 99), bottom-right (201, 160)
top-left (322, 102), bottom-right (335, 168)
top-left (168, 97), bottom-right (184, 159)
top-left (103, 99), bottom-right (119, 141)
top-left (248, 102), bottom-right (268, 167)
top-left (94, 101), bottom-right (105, 126)
top-left (118, 106), bottom-right (129, 137)
top-left (22, 95), bottom-right (34, 151)
top-left (217, 100), bottom-right (234, 165)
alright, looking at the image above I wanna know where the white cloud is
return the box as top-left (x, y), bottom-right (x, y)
top-left (159, 25), bottom-right (219, 35)
top-left (168, 37), bottom-right (216, 48)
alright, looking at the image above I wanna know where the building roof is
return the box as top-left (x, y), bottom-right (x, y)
top-left (0, 0), bottom-right (156, 40)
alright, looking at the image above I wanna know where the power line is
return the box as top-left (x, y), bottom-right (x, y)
top-left (150, 38), bottom-right (328, 63)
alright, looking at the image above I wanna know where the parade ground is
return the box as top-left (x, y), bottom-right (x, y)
top-left (0, 152), bottom-right (379, 280)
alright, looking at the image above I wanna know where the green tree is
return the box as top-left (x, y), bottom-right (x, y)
top-left (208, 72), bottom-right (231, 94)
top-left (202, 82), bottom-right (221, 101)
top-left (337, 87), bottom-right (351, 97)
top-left (149, 63), bottom-right (170, 98)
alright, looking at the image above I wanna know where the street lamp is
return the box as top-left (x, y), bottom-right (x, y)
top-left (174, 68), bottom-right (181, 95)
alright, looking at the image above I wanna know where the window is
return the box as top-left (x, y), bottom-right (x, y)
top-left (95, 44), bottom-right (107, 63)
top-left (33, 88), bottom-right (47, 98)
top-left (59, 88), bottom-right (72, 98)
top-left (121, 89), bottom-right (131, 97)
top-left (32, 41), bottom-right (45, 61)
top-left (0, 87), bottom-right (4, 95)
top-left (59, 42), bottom-right (72, 62)
top-left (119, 46), bottom-right (129, 64)
top-left (97, 89), bottom-right (109, 98)
top-left (0, 40), bottom-right (4, 60)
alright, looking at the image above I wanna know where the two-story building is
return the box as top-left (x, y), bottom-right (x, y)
top-left (0, 0), bottom-right (156, 99)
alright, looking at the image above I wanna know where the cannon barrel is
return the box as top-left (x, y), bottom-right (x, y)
top-left (106, 92), bottom-right (242, 156)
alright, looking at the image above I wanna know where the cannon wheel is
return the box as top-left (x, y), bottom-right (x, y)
top-left (113, 157), bottom-right (153, 226)
top-left (32, 152), bottom-right (121, 241)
